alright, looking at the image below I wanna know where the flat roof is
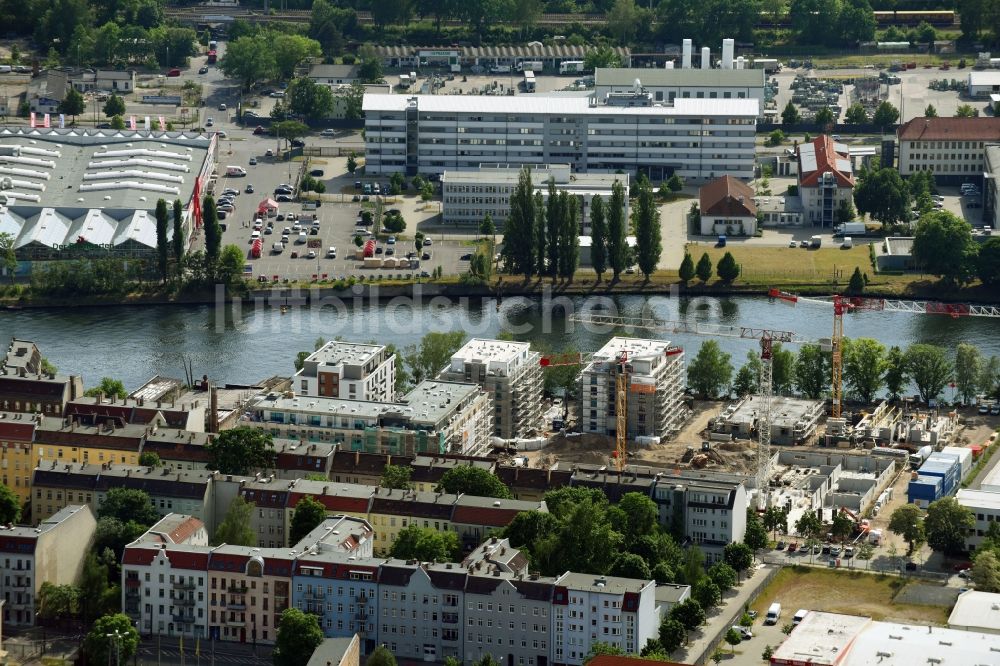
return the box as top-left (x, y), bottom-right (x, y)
top-left (957, 488), bottom-right (1000, 511)
top-left (948, 590), bottom-right (1000, 630)
top-left (595, 67), bottom-right (766, 88)
top-left (771, 611), bottom-right (871, 665)
top-left (555, 572), bottom-right (651, 594)
top-left (307, 341), bottom-right (385, 368)
top-left (843, 618), bottom-right (1000, 665)
top-left (451, 338), bottom-right (533, 364)
top-left (363, 93), bottom-right (759, 117)
top-left (981, 458), bottom-right (1000, 489)
top-left (593, 336), bottom-right (675, 360)
top-left (884, 236), bottom-right (914, 256)
top-left (969, 71), bottom-right (1000, 86)
top-left (401, 380), bottom-right (483, 425)
top-left (442, 164), bottom-right (627, 188)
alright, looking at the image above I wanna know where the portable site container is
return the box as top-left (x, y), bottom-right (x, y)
top-left (918, 456), bottom-right (960, 496)
top-left (940, 446), bottom-right (973, 479)
top-left (908, 474), bottom-right (943, 508)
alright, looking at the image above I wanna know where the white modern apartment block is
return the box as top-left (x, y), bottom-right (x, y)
top-left (441, 164), bottom-right (628, 233)
top-left (0, 504), bottom-right (96, 626)
top-left (957, 488), bottom-right (1000, 552)
top-left (294, 341), bottom-right (396, 402)
top-left (362, 93), bottom-right (757, 183)
top-left (552, 573), bottom-right (657, 665)
top-left (897, 117), bottom-right (1000, 181)
top-left (593, 68), bottom-right (766, 114)
top-left (579, 337), bottom-right (686, 439)
top-left (438, 339), bottom-right (543, 440)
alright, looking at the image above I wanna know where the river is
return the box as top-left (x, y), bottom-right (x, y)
top-left (1, 294), bottom-right (998, 391)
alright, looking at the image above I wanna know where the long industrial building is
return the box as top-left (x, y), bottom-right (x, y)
top-left (362, 93), bottom-right (757, 182)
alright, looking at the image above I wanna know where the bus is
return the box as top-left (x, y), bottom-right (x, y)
top-left (523, 71), bottom-right (536, 93)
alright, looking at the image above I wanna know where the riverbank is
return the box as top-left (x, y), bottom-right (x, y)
top-left (2, 270), bottom-right (998, 309)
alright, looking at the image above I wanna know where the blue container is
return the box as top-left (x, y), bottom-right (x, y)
top-left (908, 475), bottom-right (942, 505)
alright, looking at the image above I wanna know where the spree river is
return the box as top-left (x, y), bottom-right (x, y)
top-left (1, 294), bottom-right (998, 391)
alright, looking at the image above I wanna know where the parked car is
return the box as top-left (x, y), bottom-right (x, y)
top-left (265, 149), bottom-right (274, 157)
top-left (245, 184), bottom-right (255, 193)
top-left (248, 157), bottom-right (257, 166)
top-left (253, 126), bottom-right (266, 135)
top-left (199, 66), bottom-right (209, 74)
top-left (218, 103), bottom-right (227, 111)
top-left (321, 129), bottom-right (336, 137)
top-left (731, 626), bottom-right (753, 640)
top-left (276, 194), bottom-right (292, 202)
top-left (423, 238), bottom-right (432, 246)
top-left (270, 91), bottom-right (285, 98)
top-left (205, 118), bottom-right (214, 127)
top-left (310, 169), bottom-right (324, 177)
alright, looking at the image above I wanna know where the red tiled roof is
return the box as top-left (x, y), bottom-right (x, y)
top-left (0, 421), bottom-right (35, 441)
top-left (122, 547), bottom-right (158, 566)
top-left (798, 135), bottom-right (854, 188)
top-left (451, 504), bottom-right (523, 528)
top-left (168, 517), bottom-right (205, 545)
top-left (168, 550), bottom-right (210, 570)
top-left (287, 491), bottom-right (370, 513)
top-left (698, 176), bottom-right (756, 218)
top-left (898, 116), bottom-right (1000, 141)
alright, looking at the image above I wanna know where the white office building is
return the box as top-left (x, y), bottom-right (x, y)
top-left (957, 488), bottom-right (1000, 552)
top-left (362, 93), bottom-right (757, 182)
top-left (441, 164), bottom-right (628, 232)
top-left (294, 341), bottom-right (396, 402)
top-left (897, 117), bottom-right (1000, 182)
top-left (578, 337), bottom-right (687, 439)
top-left (593, 68), bottom-right (766, 114)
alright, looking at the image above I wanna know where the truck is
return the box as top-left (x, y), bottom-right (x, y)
top-left (810, 235), bottom-right (822, 248)
top-left (910, 445), bottom-right (933, 469)
top-left (398, 74), bottom-right (411, 88)
top-left (834, 221), bottom-right (866, 236)
top-left (207, 50), bottom-right (217, 64)
top-left (519, 60), bottom-right (543, 72)
top-left (559, 60), bottom-right (585, 74)
top-left (868, 529), bottom-right (883, 546)
top-left (250, 238), bottom-right (262, 259)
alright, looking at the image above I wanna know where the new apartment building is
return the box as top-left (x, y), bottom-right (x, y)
top-left (579, 337), bottom-right (687, 439)
top-left (797, 135), bottom-right (855, 228)
top-left (440, 164), bottom-right (628, 233)
top-left (362, 93), bottom-right (757, 183)
top-left (1, 504), bottom-right (96, 626)
top-left (294, 342), bottom-right (396, 402)
top-left (593, 68), bottom-right (766, 113)
top-left (897, 117), bottom-right (1000, 182)
top-left (248, 380), bottom-right (493, 457)
top-left (438, 339), bottom-right (543, 440)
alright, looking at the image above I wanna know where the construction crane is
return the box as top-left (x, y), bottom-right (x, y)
top-left (564, 313), bottom-right (802, 510)
top-left (540, 346), bottom-right (682, 472)
top-left (768, 289), bottom-right (1000, 419)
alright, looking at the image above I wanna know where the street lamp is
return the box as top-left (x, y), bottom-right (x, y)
top-left (106, 629), bottom-right (124, 666)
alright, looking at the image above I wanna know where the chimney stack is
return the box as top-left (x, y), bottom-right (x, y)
top-left (210, 385), bottom-right (219, 434)
top-left (722, 39), bottom-right (735, 70)
top-left (701, 47), bottom-right (711, 69)
top-left (682, 39), bottom-right (692, 69)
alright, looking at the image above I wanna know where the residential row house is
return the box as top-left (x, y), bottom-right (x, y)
top-left (123, 522), bottom-right (660, 666)
top-left (0, 339), bottom-right (84, 416)
top-left (0, 504), bottom-right (97, 626)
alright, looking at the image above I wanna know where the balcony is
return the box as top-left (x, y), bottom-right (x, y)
top-left (356, 594), bottom-right (369, 605)
top-left (227, 584), bottom-right (248, 594)
top-left (173, 580), bottom-right (196, 591)
top-left (304, 589), bottom-right (325, 600)
top-left (442, 613), bottom-right (458, 625)
top-left (227, 602), bottom-right (247, 611)
top-left (225, 615), bottom-right (245, 627)
top-left (173, 596), bottom-right (196, 606)
top-left (172, 614), bottom-right (196, 624)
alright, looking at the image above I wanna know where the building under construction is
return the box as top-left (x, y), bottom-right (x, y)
top-left (578, 337), bottom-right (687, 440)
top-left (711, 395), bottom-right (825, 445)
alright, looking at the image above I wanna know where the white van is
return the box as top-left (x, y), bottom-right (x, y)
top-left (841, 236), bottom-right (853, 249)
top-left (225, 166), bottom-right (247, 177)
top-left (297, 231), bottom-right (307, 244)
top-left (327, 246), bottom-right (337, 258)
top-left (272, 242), bottom-right (284, 253)
top-left (793, 609), bottom-right (809, 626)
top-left (765, 603), bottom-right (782, 625)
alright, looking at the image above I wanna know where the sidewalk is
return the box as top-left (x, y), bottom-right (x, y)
top-left (676, 562), bottom-right (780, 666)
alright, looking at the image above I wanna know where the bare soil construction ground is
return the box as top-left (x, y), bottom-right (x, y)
top-left (751, 567), bottom-right (951, 625)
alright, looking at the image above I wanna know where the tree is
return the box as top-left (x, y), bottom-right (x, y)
top-left (847, 266), bottom-right (865, 296)
top-left (843, 338), bottom-right (886, 403)
top-left (763, 506), bottom-right (788, 538)
top-left (744, 515), bottom-right (769, 554)
top-left (922, 103), bottom-right (938, 118)
top-left (38, 582), bottom-right (79, 624)
top-left (85, 377), bottom-right (127, 399)
top-left (154, 198), bottom-right (169, 282)
top-left (853, 166), bottom-right (911, 227)
top-left (98, 487), bottom-right (160, 526)
top-left (889, 503), bottom-right (926, 555)
top-left (110, 114), bottom-right (125, 130)
top-left (845, 103), bottom-right (867, 124)
top-left (794, 343), bottom-right (829, 399)
top-left (678, 252), bottom-right (695, 284)
top-left (607, 181), bottom-right (628, 278)
top-left (557, 190), bottom-right (580, 279)
top-left (616, 493), bottom-right (659, 539)
top-left (366, 646), bottom-right (397, 666)
top-left (781, 101), bottom-right (800, 125)
top-left (924, 496), bottom-right (974, 556)
top-left (205, 427), bottom-right (276, 475)
top-left (0, 484), bottom-right (20, 525)
top-left (708, 562), bottom-right (738, 591)
top-left (670, 598), bottom-right (706, 636)
top-left (724, 543), bottom-right (753, 579)
top-left (977, 236), bottom-right (1000, 286)
top-left (358, 46), bottom-right (384, 83)
top-left (220, 35), bottom-right (276, 90)
top-left (693, 578), bottom-right (722, 609)
top-left (659, 616), bottom-right (686, 653)
top-left (544, 178), bottom-right (559, 276)
top-left (814, 106), bottom-right (835, 125)
top-left (436, 467), bottom-right (512, 499)
top-left (837, 198), bottom-right (857, 226)
top-left (0, 232), bottom-right (16, 283)
top-left (381, 464), bottom-right (413, 490)
top-left (273, 34), bottom-right (322, 79)
top-left (725, 627), bottom-right (742, 653)
top-left (695, 252), bottom-right (713, 282)
top-left (795, 511), bottom-right (823, 539)
top-left (382, 211), bottom-right (406, 233)
top-left (138, 452), bottom-right (161, 468)
top-left (905, 343), bottom-right (952, 403)
top-left (884, 346), bottom-right (907, 400)
top-left (84, 614), bottom-right (139, 665)
top-left (390, 524), bottom-right (461, 562)
top-left (956, 103), bottom-right (979, 118)
top-left (607, 0), bottom-right (640, 43)
top-left (286, 78), bottom-right (335, 120)
top-left (688, 340), bottom-right (733, 398)
top-left (344, 151), bottom-right (358, 174)
top-left (955, 343), bottom-right (983, 405)
top-left (856, 541), bottom-right (875, 569)
top-left (203, 195), bottom-right (221, 267)
top-left (404, 331), bottom-right (466, 385)
top-left (584, 642), bottom-right (626, 662)
top-left (213, 496), bottom-right (255, 546)
top-left (501, 167), bottom-right (536, 276)
top-left (274, 608), bottom-right (324, 666)
top-left (912, 211), bottom-right (977, 285)
top-left (716, 251), bottom-right (739, 282)
top-left (633, 175), bottom-right (662, 279)
top-left (58, 87), bottom-right (86, 122)
top-left (610, 552), bottom-right (652, 579)
top-left (831, 511), bottom-right (854, 543)
top-left (172, 199), bottom-right (184, 270)
top-left (103, 94), bottom-right (125, 118)
top-left (290, 496), bottom-right (328, 546)
top-left (273, 120), bottom-right (311, 149)
top-left (972, 550), bottom-right (1000, 592)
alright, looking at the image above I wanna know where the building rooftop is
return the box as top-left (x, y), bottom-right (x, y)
top-left (798, 134), bottom-right (854, 188)
top-left (305, 341), bottom-right (385, 369)
top-left (590, 337), bottom-right (676, 363)
top-left (398, 381), bottom-right (484, 427)
top-left (306, 637), bottom-right (359, 666)
top-left (654, 583), bottom-right (691, 604)
top-left (699, 175), bottom-right (756, 218)
top-left (555, 572), bottom-right (651, 595)
top-left (0, 504), bottom-right (91, 542)
top-left (307, 64), bottom-right (360, 80)
top-left (898, 116), bottom-right (1000, 141)
top-left (450, 338), bottom-right (533, 365)
top-left (957, 488), bottom-right (1000, 511)
top-left (844, 618), bottom-right (1000, 665)
top-left (723, 395), bottom-right (824, 428)
top-left (771, 611), bottom-right (871, 665)
top-left (948, 590), bottom-right (1000, 631)
top-left (442, 164), bottom-right (627, 189)
top-left (138, 513), bottom-right (206, 545)
top-left (969, 71), bottom-right (1000, 86)
top-left (595, 67), bottom-right (766, 88)
top-left (363, 93), bottom-right (759, 117)
top-left (373, 44), bottom-right (630, 60)
top-left (883, 236), bottom-right (914, 257)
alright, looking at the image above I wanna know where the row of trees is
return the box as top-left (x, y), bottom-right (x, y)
top-left (688, 337), bottom-right (1000, 404)
top-left (679, 251), bottom-right (740, 284)
top-left (913, 212), bottom-right (1000, 287)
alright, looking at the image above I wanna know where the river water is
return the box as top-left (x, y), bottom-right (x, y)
top-left (1, 294), bottom-right (998, 391)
